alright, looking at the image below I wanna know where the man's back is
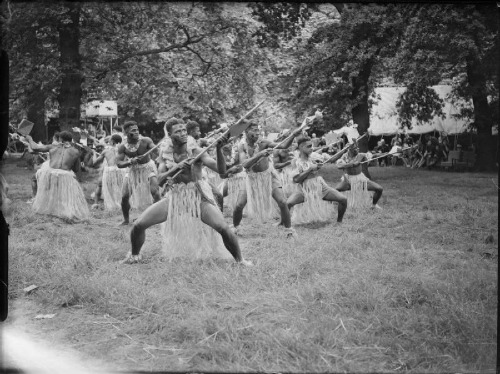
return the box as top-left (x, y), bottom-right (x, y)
top-left (49, 145), bottom-right (80, 171)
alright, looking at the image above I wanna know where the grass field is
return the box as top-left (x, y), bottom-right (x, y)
top-left (3, 156), bottom-right (498, 373)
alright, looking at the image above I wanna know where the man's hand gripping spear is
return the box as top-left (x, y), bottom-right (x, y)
top-left (158, 100), bottom-right (266, 188)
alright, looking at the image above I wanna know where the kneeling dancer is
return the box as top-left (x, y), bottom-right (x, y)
top-left (122, 120), bottom-right (252, 266)
top-left (25, 132), bottom-right (90, 221)
top-left (335, 141), bottom-right (383, 209)
top-left (287, 136), bottom-right (347, 224)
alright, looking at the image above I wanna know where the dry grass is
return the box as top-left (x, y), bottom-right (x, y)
top-left (3, 158), bottom-right (498, 373)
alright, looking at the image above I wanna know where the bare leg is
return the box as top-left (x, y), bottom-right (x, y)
top-left (201, 201), bottom-right (247, 263)
top-left (222, 180), bottom-right (228, 198)
top-left (125, 199), bottom-right (169, 262)
top-left (31, 174), bottom-right (37, 197)
top-left (367, 180), bottom-right (383, 205)
top-left (94, 179), bottom-right (103, 205)
top-left (233, 189), bottom-right (247, 227)
top-left (130, 199), bottom-right (169, 255)
top-left (286, 192), bottom-right (305, 211)
top-left (334, 178), bottom-right (351, 193)
top-left (322, 186), bottom-right (347, 222)
top-left (272, 187), bottom-right (291, 228)
top-left (149, 176), bottom-right (161, 203)
top-left (121, 179), bottom-right (131, 225)
top-left (208, 181), bottom-right (224, 212)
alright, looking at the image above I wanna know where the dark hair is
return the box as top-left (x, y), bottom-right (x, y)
top-left (113, 125), bottom-right (122, 132)
top-left (296, 135), bottom-right (311, 146)
top-left (59, 131), bottom-right (73, 142)
top-left (53, 132), bottom-right (60, 140)
top-left (111, 134), bottom-right (122, 144)
top-left (186, 120), bottom-right (200, 134)
top-left (123, 121), bottom-right (138, 133)
top-left (244, 120), bottom-right (259, 132)
top-left (165, 117), bottom-right (185, 135)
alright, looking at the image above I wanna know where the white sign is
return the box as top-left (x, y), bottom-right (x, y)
top-left (86, 100), bottom-right (118, 117)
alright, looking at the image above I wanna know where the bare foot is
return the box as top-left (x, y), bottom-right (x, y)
top-left (285, 228), bottom-right (298, 239)
top-left (121, 253), bottom-right (143, 264)
top-left (371, 204), bottom-right (383, 211)
top-left (238, 259), bottom-right (254, 267)
top-left (120, 220), bottom-right (129, 226)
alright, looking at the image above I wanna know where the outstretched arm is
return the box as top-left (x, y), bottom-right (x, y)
top-left (24, 135), bottom-right (52, 153)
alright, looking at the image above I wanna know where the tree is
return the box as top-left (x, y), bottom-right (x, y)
top-left (252, 3), bottom-right (408, 154)
top-left (4, 2), bottom-right (285, 137)
top-left (392, 4), bottom-right (498, 170)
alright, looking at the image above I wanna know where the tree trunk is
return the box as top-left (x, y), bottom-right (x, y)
top-left (26, 84), bottom-right (47, 142)
top-left (466, 56), bottom-right (496, 171)
top-left (351, 59), bottom-right (373, 178)
top-left (57, 4), bottom-right (82, 132)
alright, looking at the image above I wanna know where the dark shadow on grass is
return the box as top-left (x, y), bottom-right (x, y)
top-left (294, 220), bottom-right (333, 230)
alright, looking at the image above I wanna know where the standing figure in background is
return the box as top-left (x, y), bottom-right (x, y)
top-left (88, 134), bottom-right (124, 210)
top-left (117, 121), bottom-right (161, 225)
top-left (24, 132), bottom-right (90, 221)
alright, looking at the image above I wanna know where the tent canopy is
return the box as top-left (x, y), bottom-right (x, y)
top-left (368, 85), bottom-right (471, 136)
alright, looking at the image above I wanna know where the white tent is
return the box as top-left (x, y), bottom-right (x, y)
top-left (332, 125), bottom-right (360, 143)
top-left (368, 85), bottom-right (471, 136)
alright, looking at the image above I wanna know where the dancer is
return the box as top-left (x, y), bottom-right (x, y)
top-left (122, 120), bottom-right (252, 266)
top-left (88, 134), bottom-right (125, 210)
top-left (227, 121), bottom-right (302, 237)
top-left (287, 135), bottom-right (348, 224)
top-left (117, 121), bottom-right (161, 225)
top-left (24, 132), bottom-right (90, 221)
top-left (335, 140), bottom-right (383, 209)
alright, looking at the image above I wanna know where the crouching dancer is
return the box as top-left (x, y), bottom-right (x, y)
top-left (122, 120), bottom-right (252, 266)
top-left (24, 132), bottom-right (90, 221)
top-left (335, 141), bottom-right (383, 210)
top-left (287, 135), bottom-right (347, 224)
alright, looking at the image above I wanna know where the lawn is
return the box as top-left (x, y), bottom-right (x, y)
top-left (2, 156), bottom-right (498, 373)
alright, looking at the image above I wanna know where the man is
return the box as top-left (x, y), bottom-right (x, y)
top-left (122, 120), bottom-right (252, 266)
top-left (225, 121), bottom-right (302, 237)
top-left (287, 135), bottom-right (347, 224)
top-left (335, 140), bottom-right (383, 210)
top-left (88, 134), bottom-right (124, 210)
top-left (24, 131), bottom-right (90, 221)
top-left (159, 118), bottom-right (223, 210)
top-left (117, 121), bottom-right (161, 225)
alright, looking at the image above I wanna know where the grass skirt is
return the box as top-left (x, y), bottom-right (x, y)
top-left (280, 165), bottom-right (296, 197)
top-left (33, 167), bottom-right (90, 221)
top-left (127, 160), bottom-right (157, 209)
top-left (344, 173), bottom-right (372, 209)
top-left (246, 168), bottom-right (274, 222)
top-left (161, 181), bottom-right (233, 261)
top-left (291, 176), bottom-right (334, 224)
top-left (222, 171), bottom-right (247, 212)
top-left (102, 165), bottom-right (125, 210)
top-left (205, 167), bottom-right (222, 186)
top-left (273, 165), bottom-right (296, 218)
